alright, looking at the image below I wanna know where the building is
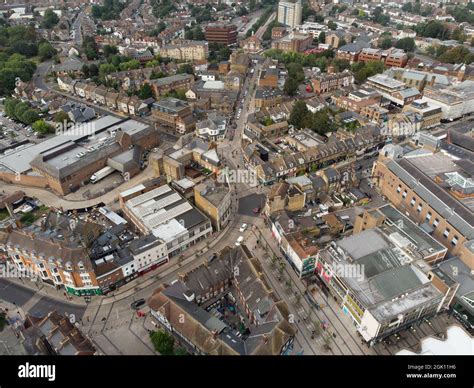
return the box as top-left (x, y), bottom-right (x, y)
top-left (194, 180), bottom-right (231, 232)
top-left (121, 183), bottom-right (212, 259)
top-left (159, 40), bottom-right (209, 62)
top-left (147, 73), bottom-right (195, 98)
top-left (403, 100), bottom-right (442, 129)
top-left (240, 35), bottom-right (262, 53)
top-left (366, 74), bottom-right (421, 107)
top-left (277, 0), bottom-right (302, 29)
top-left (0, 116), bottom-right (158, 196)
top-left (1, 212), bottom-right (103, 296)
top-left (434, 258), bottom-right (474, 333)
top-left (332, 88), bottom-right (382, 114)
top-left (396, 325), bottom-right (473, 355)
top-left (152, 97), bottom-right (196, 134)
top-left (316, 220), bottom-right (446, 345)
top-left (204, 24), bottom-right (237, 45)
top-left (254, 88), bottom-right (283, 108)
top-left (422, 81), bottom-right (474, 121)
top-left (258, 67), bottom-right (280, 89)
top-left (357, 48), bottom-right (408, 68)
top-left (311, 69), bottom-right (354, 94)
top-left (195, 113), bottom-right (227, 141)
top-left (372, 145), bottom-right (474, 269)
top-left (21, 311), bottom-right (96, 355)
top-left (354, 204), bottom-right (448, 265)
top-left (271, 32), bottom-right (312, 53)
top-left (147, 245), bottom-right (296, 355)
top-left (325, 31), bottom-right (351, 48)
top-left (128, 234), bottom-right (169, 275)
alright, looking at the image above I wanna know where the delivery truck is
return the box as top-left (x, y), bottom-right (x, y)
top-left (90, 166), bottom-right (115, 184)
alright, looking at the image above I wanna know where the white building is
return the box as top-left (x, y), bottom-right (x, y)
top-left (422, 81), bottom-right (474, 121)
top-left (122, 184), bottom-right (212, 259)
top-left (277, 0), bottom-right (302, 29)
top-left (128, 234), bottom-right (168, 274)
top-left (396, 325), bottom-right (474, 355)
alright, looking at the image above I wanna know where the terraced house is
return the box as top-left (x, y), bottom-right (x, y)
top-left (148, 245), bottom-right (296, 355)
top-left (0, 212), bottom-right (103, 296)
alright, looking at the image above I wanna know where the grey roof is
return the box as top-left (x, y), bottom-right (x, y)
top-left (387, 159), bottom-right (474, 239)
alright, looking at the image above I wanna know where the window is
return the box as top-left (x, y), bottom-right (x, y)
top-left (402, 190), bottom-right (407, 198)
top-left (443, 228), bottom-right (450, 238)
top-left (426, 212), bottom-right (432, 221)
top-left (397, 185), bottom-right (401, 193)
top-left (410, 197), bottom-right (416, 206)
top-left (433, 218), bottom-right (439, 227)
top-left (451, 236), bottom-right (458, 246)
top-left (417, 204), bottom-right (422, 213)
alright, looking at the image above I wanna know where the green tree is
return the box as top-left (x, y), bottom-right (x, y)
top-left (289, 100), bottom-right (309, 129)
top-left (32, 119), bottom-right (53, 134)
top-left (395, 37), bottom-right (415, 52)
top-left (137, 83), bottom-right (153, 99)
top-left (14, 102), bottom-right (30, 122)
top-left (103, 44), bottom-right (118, 58)
top-left (54, 110), bottom-right (70, 123)
top-left (41, 9), bottom-right (59, 29)
top-left (284, 77), bottom-right (299, 96)
top-left (38, 41), bottom-right (56, 61)
top-left (319, 31), bottom-right (326, 44)
top-left (327, 21), bottom-right (337, 30)
top-left (21, 109), bottom-right (40, 125)
top-left (380, 37), bottom-right (392, 50)
top-left (150, 330), bottom-right (175, 355)
top-left (177, 63), bottom-right (194, 75)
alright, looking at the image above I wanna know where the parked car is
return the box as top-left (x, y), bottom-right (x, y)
top-left (235, 236), bottom-right (244, 246)
top-left (130, 298), bottom-right (146, 310)
top-left (239, 223), bottom-right (248, 232)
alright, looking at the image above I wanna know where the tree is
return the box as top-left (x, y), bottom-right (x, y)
top-left (103, 44), bottom-right (118, 58)
top-left (41, 9), bottom-right (59, 29)
top-left (284, 77), bottom-right (299, 96)
top-left (21, 109), bottom-right (40, 125)
top-left (318, 31), bottom-right (326, 44)
top-left (174, 347), bottom-right (188, 355)
top-left (54, 111), bottom-right (70, 123)
top-left (38, 41), bottom-right (56, 61)
top-left (14, 102), bottom-right (30, 122)
top-left (137, 83), bottom-right (153, 99)
top-left (395, 37), bottom-right (415, 52)
top-left (32, 119), bottom-right (53, 134)
top-left (289, 100), bottom-right (309, 129)
top-left (402, 2), bottom-right (412, 13)
top-left (327, 21), bottom-right (337, 31)
top-left (380, 37), bottom-right (392, 50)
top-left (150, 330), bottom-right (175, 355)
top-left (177, 63), bottom-right (194, 75)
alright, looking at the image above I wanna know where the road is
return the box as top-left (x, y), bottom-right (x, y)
top-left (71, 11), bottom-right (84, 46)
top-left (0, 278), bottom-right (86, 320)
